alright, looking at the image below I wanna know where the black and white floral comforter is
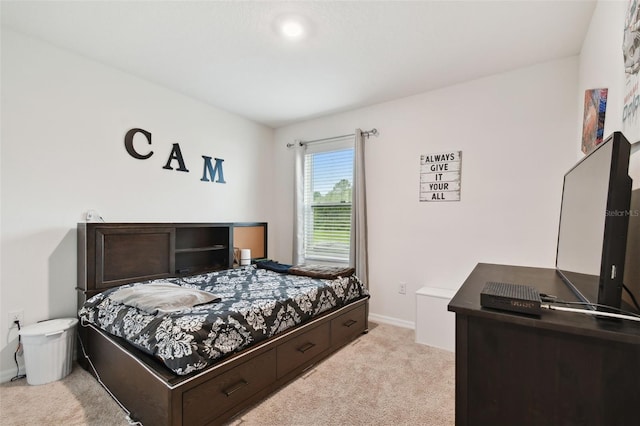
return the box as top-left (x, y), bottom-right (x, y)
top-left (78, 265), bottom-right (369, 375)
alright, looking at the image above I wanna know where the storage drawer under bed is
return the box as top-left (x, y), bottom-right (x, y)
top-left (276, 322), bottom-right (331, 377)
top-left (182, 348), bottom-right (276, 425)
top-left (331, 303), bottom-right (367, 346)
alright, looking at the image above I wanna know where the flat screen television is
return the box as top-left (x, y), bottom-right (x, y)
top-left (555, 131), bottom-right (632, 312)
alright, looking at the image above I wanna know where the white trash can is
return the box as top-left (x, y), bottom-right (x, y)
top-left (19, 318), bottom-right (78, 385)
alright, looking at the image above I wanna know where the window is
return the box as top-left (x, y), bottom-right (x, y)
top-left (303, 141), bottom-right (354, 264)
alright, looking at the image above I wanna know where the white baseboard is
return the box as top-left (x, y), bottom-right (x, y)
top-left (368, 313), bottom-right (415, 330)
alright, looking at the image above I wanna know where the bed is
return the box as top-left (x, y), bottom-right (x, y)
top-left (76, 222), bottom-right (369, 425)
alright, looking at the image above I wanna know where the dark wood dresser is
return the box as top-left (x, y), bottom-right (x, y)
top-left (448, 263), bottom-right (640, 426)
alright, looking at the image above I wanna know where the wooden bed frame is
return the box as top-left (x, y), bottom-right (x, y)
top-left (76, 222), bottom-right (369, 425)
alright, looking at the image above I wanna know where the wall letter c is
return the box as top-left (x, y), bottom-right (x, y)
top-left (124, 128), bottom-right (153, 160)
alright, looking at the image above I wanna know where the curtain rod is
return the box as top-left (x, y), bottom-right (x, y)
top-left (286, 128), bottom-right (378, 148)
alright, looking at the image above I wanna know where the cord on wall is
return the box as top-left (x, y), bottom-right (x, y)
top-left (11, 320), bottom-right (26, 382)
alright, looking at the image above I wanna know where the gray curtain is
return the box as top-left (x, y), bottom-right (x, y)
top-left (293, 143), bottom-right (306, 265)
top-left (350, 129), bottom-right (369, 287)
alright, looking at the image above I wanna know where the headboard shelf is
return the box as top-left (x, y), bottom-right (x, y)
top-left (175, 225), bottom-right (230, 250)
top-left (77, 222), bottom-right (267, 303)
top-left (175, 245), bottom-right (227, 253)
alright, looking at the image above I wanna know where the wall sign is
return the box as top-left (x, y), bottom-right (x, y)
top-left (420, 151), bottom-right (462, 202)
top-left (124, 128), bottom-right (226, 183)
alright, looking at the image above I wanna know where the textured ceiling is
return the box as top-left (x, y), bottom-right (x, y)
top-left (1, 1), bottom-right (597, 128)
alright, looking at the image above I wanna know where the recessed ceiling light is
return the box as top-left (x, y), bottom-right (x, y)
top-left (274, 14), bottom-right (309, 40)
top-left (281, 19), bottom-right (304, 38)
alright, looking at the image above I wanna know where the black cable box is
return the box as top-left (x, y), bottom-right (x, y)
top-left (480, 281), bottom-right (542, 316)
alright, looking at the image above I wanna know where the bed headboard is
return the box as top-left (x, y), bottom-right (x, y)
top-left (77, 222), bottom-right (267, 304)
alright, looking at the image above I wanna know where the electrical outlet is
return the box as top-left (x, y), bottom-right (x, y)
top-left (399, 282), bottom-right (407, 295)
top-left (8, 310), bottom-right (24, 328)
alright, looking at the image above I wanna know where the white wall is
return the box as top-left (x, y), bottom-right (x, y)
top-left (273, 57), bottom-right (580, 328)
top-left (0, 30), bottom-right (275, 381)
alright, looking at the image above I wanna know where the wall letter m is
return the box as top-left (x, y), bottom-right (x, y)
top-left (201, 156), bottom-right (226, 183)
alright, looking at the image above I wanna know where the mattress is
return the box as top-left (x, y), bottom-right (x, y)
top-left (78, 265), bottom-right (369, 375)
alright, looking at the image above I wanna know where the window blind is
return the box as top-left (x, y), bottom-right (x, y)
top-left (303, 144), bottom-right (354, 263)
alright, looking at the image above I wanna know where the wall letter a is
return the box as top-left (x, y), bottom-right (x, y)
top-left (163, 143), bottom-right (189, 172)
top-left (201, 156), bottom-right (226, 183)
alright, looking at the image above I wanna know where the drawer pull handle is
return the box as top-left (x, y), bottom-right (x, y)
top-left (344, 319), bottom-right (358, 327)
top-left (298, 342), bottom-right (316, 353)
top-left (223, 379), bottom-right (249, 397)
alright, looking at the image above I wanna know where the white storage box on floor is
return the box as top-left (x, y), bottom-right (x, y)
top-left (19, 318), bottom-right (78, 385)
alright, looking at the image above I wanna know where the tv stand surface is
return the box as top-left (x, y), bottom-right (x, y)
top-left (448, 263), bottom-right (640, 426)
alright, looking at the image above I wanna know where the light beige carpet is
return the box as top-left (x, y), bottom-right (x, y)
top-left (0, 361), bottom-right (128, 425)
top-left (0, 322), bottom-right (455, 426)
top-left (233, 323), bottom-right (455, 425)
